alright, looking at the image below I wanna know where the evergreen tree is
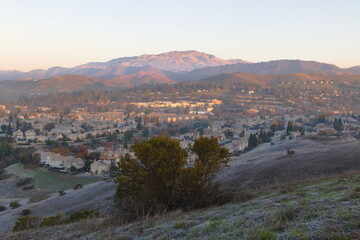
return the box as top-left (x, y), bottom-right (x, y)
top-left (6, 124), bottom-right (13, 137)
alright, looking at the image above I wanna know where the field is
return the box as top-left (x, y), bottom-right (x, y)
top-left (6, 164), bottom-right (100, 192)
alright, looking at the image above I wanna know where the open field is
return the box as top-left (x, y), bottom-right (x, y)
top-left (6, 164), bottom-right (101, 192)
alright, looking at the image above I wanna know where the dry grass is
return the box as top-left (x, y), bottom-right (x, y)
top-left (3, 170), bottom-right (360, 240)
top-left (28, 193), bottom-right (50, 203)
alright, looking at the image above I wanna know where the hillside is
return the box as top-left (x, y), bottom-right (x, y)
top-left (218, 137), bottom-right (360, 192)
top-left (179, 60), bottom-right (344, 81)
top-left (1, 137), bottom-right (360, 239)
top-left (192, 72), bottom-right (360, 89)
top-left (347, 66), bottom-right (360, 74)
top-left (3, 169), bottom-right (360, 239)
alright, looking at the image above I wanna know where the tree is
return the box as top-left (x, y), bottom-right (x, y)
top-left (0, 142), bottom-right (13, 157)
top-left (247, 134), bottom-right (258, 150)
top-left (286, 121), bottom-right (295, 135)
top-left (0, 124), bottom-right (7, 132)
top-left (270, 120), bottom-right (279, 132)
top-left (69, 166), bottom-right (77, 173)
top-left (43, 122), bottom-right (55, 131)
top-left (114, 136), bottom-right (230, 220)
top-left (334, 117), bottom-right (344, 132)
top-left (6, 123), bottom-right (13, 137)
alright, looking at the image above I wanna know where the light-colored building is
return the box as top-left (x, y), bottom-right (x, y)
top-left (90, 160), bottom-right (111, 175)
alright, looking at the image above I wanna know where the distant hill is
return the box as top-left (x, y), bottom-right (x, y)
top-left (346, 66), bottom-right (360, 74)
top-left (0, 75), bottom-right (107, 99)
top-left (178, 60), bottom-right (344, 81)
top-left (190, 72), bottom-right (360, 88)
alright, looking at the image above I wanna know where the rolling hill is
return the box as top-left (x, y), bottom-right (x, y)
top-left (178, 60), bottom-right (345, 81)
top-left (190, 72), bottom-right (360, 88)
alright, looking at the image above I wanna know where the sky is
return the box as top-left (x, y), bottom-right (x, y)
top-left (1, 0), bottom-right (360, 71)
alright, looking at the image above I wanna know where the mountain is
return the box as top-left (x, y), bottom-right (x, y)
top-left (346, 66), bottom-right (360, 74)
top-left (178, 60), bottom-right (344, 81)
top-left (0, 51), bottom-right (246, 81)
top-left (106, 67), bottom-right (176, 87)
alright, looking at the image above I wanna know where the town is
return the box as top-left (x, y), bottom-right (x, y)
top-left (1, 92), bottom-right (359, 177)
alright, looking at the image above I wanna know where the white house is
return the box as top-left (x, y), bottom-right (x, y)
top-left (90, 160), bottom-right (111, 175)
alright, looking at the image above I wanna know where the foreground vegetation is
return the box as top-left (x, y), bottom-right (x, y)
top-left (4, 170), bottom-right (360, 239)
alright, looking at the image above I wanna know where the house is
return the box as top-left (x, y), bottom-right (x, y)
top-left (36, 151), bottom-right (84, 171)
top-left (90, 160), bottom-right (111, 175)
top-left (25, 130), bottom-right (36, 141)
top-left (36, 135), bottom-right (48, 143)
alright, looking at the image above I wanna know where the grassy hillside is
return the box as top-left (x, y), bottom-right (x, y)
top-left (218, 138), bottom-right (360, 192)
top-left (3, 170), bottom-right (360, 240)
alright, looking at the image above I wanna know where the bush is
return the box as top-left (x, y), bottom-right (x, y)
top-left (13, 216), bottom-right (42, 232)
top-left (115, 136), bottom-right (230, 221)
top-left (0, 205), bottom-right (6, 211)
top-left (73, 184), bottom-right (84, 190)
top-left (9, 201), bottom-right (21, 209)
top-left (12, 211), bottom-right (99, 232)
top-left (40, 214), bottom-right (63, 227)
top-left (58, 190), bottom-right (66, 196)
top-left (287, 149), bottom-right (295, 155)
top-left (65, 210), bottom-right (100, 223)
top-left (16, 177), bottom-right (34, 187)
top-left (22, 209), bottom-right (31, 216)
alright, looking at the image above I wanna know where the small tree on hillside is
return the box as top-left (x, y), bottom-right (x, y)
top-left (114, 136), bottom-right (229, 221)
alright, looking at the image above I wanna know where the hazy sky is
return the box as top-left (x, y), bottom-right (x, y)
top-left (1, 0), bottom-right (360, 71)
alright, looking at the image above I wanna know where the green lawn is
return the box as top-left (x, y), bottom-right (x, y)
top-left (6, 163), bottom-right (101, 192)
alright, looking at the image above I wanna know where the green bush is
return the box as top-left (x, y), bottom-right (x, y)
top-left (40, 214), bottom-right (63, 227)
top-left (13, 216), bottom-right (42, 232)
top-left (250, 229), bottom-right (277, 240)
top-left (115, 136), bottom-right (230, 221)
top-left (0, 205), bottom-right (6, 211)
top-left (22, 209), bottom-right (31, 216)
top-left (58, 190), bottom-right (66, 196)
top-left (12, 211), bottom-right (100, 232)
top-left (9, 201), bottom-right (21, 209)
top-left (73, 184), bottom-right (84, 190)
top-left (66, 210), bottom-right (100, 223)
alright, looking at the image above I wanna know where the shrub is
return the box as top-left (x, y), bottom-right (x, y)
top-left (115, 136), bottom-right (230, 221)
top-left (287, 149), bottom-right (295, 155)
top-left (40, 214), bottom-right (63, 227)
top-left (73, 184), bottom-right (84, 190)
top-left (0, 205), bottom-right (6, 211)
top-left (58, 190), bottom-right (66, 196)
top-left (22, 209), bottom-right (31, 216)
top-left (13, 216), bottom-right (42, 232)
top-left (16, 177), bottom-right (34, 187)
top-left (348, 186), bottom-right (360, 199)
top-left (65, 210), bottom-right (100, 223)
top-left (250, 229), bottom-right (277, 240)
top-left (275, 205), bottom-right (301, 222)
top-left (9, 201), bottom-right (21, 209)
